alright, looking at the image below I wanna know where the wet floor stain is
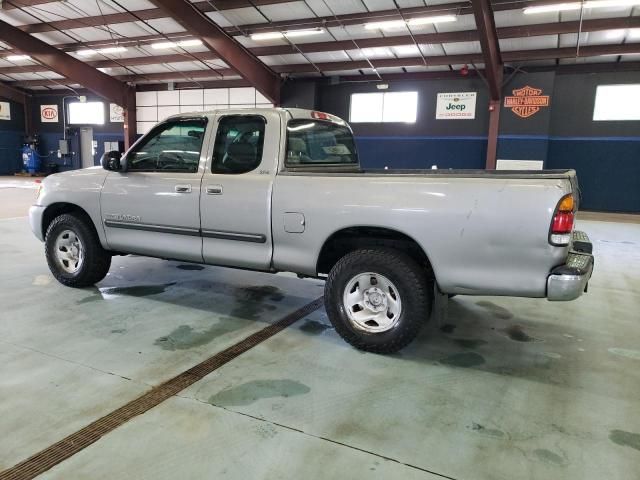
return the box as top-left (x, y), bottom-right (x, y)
top-left (608, 348), bottom-right (640, 361)
top-left (453, 338), bottom-right (488, 349)
top-left (440, 323), bottom-right (457, 334)
top-left (503, 325), bottom-right (538, 342)
top-left (110, 328), bottom-right (126, 334)
top-left (208, 379), bottom-right (310, 407)
top-left (155, 319), bottom-right (243, 350)
top-left (300, 319), bottom-right (332, 335)
top-left (609, 430), bottom-right (640, 451)
top-left (230, 285), bottom-right (284, 320)
top-left (77, 295), bottom-right (101, 305)
top-left (469, 422), bottom-right (505, 438)
top-left (177, 264), bottom-right (205, 271)
top-left (476, 300), bottom-right (513, 319)
top-left (534, 448), bottom-right (567, 466)
top-left (99, 282), bottom-right (176, 298)
top-left (440, 352), bottom-right (486, 368)
top-left (32, 275), bottom-right (51, 286)
top-left (543, 352), bottom-right (562, 359)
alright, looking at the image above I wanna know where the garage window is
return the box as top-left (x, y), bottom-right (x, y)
top-left (349, 91), bottom-right (418, 123)
top-left (593, 84), bottom-right (640, 121)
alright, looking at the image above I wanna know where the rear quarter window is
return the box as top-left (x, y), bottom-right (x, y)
top-left (286, 120), bottom-right (358, 167)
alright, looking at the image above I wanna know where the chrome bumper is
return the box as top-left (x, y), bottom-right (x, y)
top-left (547, 231), bottom-right (594, 301)
top-left (29, 205), bottom-right (45, 242)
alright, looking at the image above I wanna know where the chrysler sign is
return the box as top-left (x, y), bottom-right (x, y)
top-left (436, 92), bottom-right (477, 120)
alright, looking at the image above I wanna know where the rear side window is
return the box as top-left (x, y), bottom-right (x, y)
top-left (286, 120), bottom-right (358, 167)
top-left (127, 119), bottom-right (206, 173)
top-left (212, 115), bottom-right (265, 174)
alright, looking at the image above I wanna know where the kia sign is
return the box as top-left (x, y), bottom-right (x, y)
top-left (0, 102), bottom-right (10, 121)
top-left (436, 92), bottom-right (477, 120)
top-left (41, 104), bottom-right (59, 123)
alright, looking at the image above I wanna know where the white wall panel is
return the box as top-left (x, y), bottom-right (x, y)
top-left (229, 87), bottom-right (255, 104)
top-left (179, 89), bottom-right (204, 105)
top-left (136, 106), bottom-right (157, 122)
top-left (135, 91), bottom-right (157, 106)
top-left (157, 90), bottom-right (180, 106)
top-left (157, 105), bottom-right (180, 120)
top-left (204, 88), bottom-right (229, 105)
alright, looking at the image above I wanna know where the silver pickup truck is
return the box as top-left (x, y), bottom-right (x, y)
top-left (29, 107), bottom-right (594, 353)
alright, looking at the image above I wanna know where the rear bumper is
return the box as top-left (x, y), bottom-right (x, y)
top-left (547, 231), bottom-right (594, 301)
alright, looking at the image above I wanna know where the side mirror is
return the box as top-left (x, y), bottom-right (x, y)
top-left (100, 150), bottom-right (122, 171)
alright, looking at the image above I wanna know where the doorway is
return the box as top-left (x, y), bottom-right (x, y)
top-left (79, 127), bottom-right (95, 169)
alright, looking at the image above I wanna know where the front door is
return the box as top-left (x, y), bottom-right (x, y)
top-left (100, 117), bottom-right (210, 262)
top-left (200, 111), bottom-right (281, 270)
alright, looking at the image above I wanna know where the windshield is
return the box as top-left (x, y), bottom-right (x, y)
top-left (286, 119), bottom-right (358, 166)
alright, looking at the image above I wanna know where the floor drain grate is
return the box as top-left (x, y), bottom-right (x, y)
top-left (0, 297), bottom-right (324, 480)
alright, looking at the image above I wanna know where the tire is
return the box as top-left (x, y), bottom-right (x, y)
top-left (45, 213), bottom-right (112, 288)
top-left (324, 248), bottom-right (432, 354)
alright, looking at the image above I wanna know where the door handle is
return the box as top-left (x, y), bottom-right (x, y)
top-left (206, 185), bottom-right (223, 195)
top-left (175, 184), bottom-right (192, 193)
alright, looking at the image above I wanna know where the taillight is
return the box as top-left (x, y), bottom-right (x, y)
top-left (549, 194), bottom-right (575, 246)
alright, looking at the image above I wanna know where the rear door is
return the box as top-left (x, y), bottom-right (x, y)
top-left (100, 117), bottom-right (210, 262)
top-left (200, 111), bottom-right (281, 270)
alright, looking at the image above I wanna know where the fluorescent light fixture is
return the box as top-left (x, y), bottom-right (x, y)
top-left (284, 28), bottom-right (325, 38)
top-left (364, 19), bottom-right (407, 30)
top-left (407, 15), bottom-right (457, 25)
top-left (524, 0), bottom-right (640, 13)
top-left (6, 54), bottom-right (31, 61)
top-left (76, 46), bottom-right (127, 56)
top-left (251, 29), bottom-right (324, 40)
top-left (523, 2), bottom-right (581, 13)
top-left (99, 46), bottom-right (127, 54)
top-left (151, 39), bottom-right (203, 49)
top-left (250, 31), bottom-right (284, 40)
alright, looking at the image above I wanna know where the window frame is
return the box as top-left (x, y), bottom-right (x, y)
top-left (125, 116), bottom-right (208, 174)
top-left (211, 114), bottom-right (267, 175)
top-left (284, 119), bottom-right (359, 170)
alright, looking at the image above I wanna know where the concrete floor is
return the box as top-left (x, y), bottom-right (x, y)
top-left (0, 175), bottom-right (639, 479)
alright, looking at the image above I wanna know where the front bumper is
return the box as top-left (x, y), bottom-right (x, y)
top-left (29, 205), bottom-right (45, 242)
top-left (547, 231), bottom-right (594, 301)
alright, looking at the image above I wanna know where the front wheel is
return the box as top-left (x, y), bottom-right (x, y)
top-left (45, 213), bottom-right (112, 287)
top-left (324, 248), bottom-right (432, 353)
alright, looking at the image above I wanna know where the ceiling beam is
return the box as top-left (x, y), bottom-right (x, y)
top-left (149, 0), bottom-right (281, 103)
top-left (4, 16), bottom-right (639, 75)
top-left (0, 18), bottom-right (131, 105)
top-left (8, 43), bottom-right (640, 89)
top-left (0, 81), bottom-right (28, 104)
top-left (12, 0), bottom-right (297, 34)
top-left (7, 1), bottom-right (562, 37)
top-left (471, 0), bottom-right (502, 101)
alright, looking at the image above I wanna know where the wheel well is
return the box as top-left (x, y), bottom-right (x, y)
top-left (42, 203), bottom-right (94, 238)
top-left (317, 227), bottom-right (434, 278)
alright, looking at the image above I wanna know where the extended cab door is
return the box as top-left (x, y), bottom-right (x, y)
top-left (200, 111), bottom-right (281, 270)
top-left (100, 117), bottom-right (210, 262)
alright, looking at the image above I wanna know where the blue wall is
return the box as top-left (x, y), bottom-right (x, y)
top-left (0, 100), bottom-right (25, 174)
top-left (355, 136), bottom-right (486, 170)
top-left (547, 137), bottom-right (640, 212)
top-left (315, 70), bottom-right (640, 212)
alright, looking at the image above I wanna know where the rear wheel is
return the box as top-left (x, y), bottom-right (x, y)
top-left (324, 248), bottom-right (432, 353)
top-left (45, 213), bottom-right (111, 287)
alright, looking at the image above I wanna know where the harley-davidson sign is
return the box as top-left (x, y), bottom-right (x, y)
top-left (504, 86), bottom-right (550, 118)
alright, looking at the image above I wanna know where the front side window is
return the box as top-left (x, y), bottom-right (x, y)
top-left (286, 120), bottom-right (358, 166)
top-left (212, 115), bottom-right (265, 174)
top-left (127, 118), bottom-right (206, 173)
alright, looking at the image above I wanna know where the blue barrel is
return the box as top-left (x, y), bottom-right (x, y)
top-left (21, 145), bottom-right (41, 174)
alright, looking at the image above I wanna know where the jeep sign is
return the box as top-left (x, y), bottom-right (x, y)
top-left (436, 92), bottom-right (477, 120)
